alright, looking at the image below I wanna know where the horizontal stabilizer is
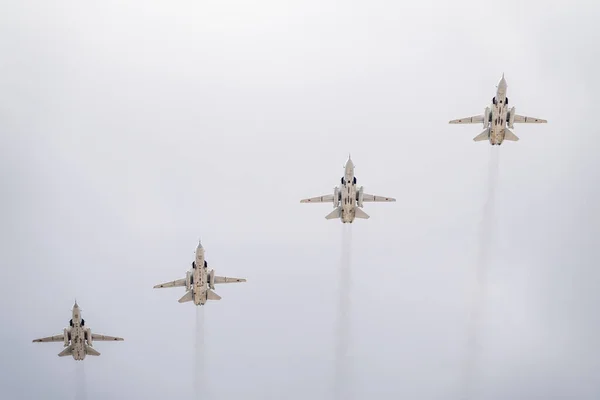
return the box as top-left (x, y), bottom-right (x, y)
top-left (214, 276), bottom-right (246, 284)
top-left (178, 291), bottom-right (193, 303)
top-left (154, 278), bottom-right (186, 289)
top-left (325, 206), bottom-right (342, 220)
top-left (504, 128), bottom-right (519, 141)
top-left (58, 346), bottom-right (73, 357)
top-left (355, 208), bottom-right (370, 219)
top-left (473, 129), bottom-right (490, 142)
top-left (207, 289), bottom-right (221, 301)
top-left (85, 345), bottom-right (101, 356)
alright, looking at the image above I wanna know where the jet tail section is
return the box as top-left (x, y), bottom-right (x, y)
top-left (503, 128), bottom-right (519, 141)
top-left (473, 129), bottom-right (490, 142)
top-left (58, 345), bottom-right (73, 357)
top-left (325, 207), bottom-right (342, 220)
top-left (85, 345), bottom-right (101, 356)
top-left (354, 208), bottom-right (370, 219)
top-left (207, 289), bottom-right (221, 301)
top-left (178, 291), bottom-right (193, 303)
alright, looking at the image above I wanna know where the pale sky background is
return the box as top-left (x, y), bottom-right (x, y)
top-left (1, 1), bottom-right (599, 399)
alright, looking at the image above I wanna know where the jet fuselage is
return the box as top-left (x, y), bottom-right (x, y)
top-left (339, 158), bottom-right (357, 223)
top-left (68, 304), bottom-right (87, 360)
top-left (488, 76), bottom-right (509, 145)
top-left (191, 243), bottom-right (209, 306)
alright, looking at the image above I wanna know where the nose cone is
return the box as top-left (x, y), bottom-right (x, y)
top-left (73, 300), bottom-right (79, 309)
top-left (196, 240), bottom-right (204, 255)
top-left (345, 154), bottom-right (354, 169)
top-left (499, 73), bottom-right (507, 88)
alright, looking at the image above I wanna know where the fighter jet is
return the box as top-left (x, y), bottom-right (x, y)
top-left (32, 301), bottom-right (124, 360)
top-left (154, 240), bottom-right (246, 306)
top-left (449, 74), bottom-right (547, 145)
top-left (300, 155), bottom-right (396, 223)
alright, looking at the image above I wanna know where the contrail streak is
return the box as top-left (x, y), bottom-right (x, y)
top-left (195, 306), bottom-right (206, 399)
top-left (461, 147), bottom-right (500, 400)
top-left (75, 361), bottom-right (86, 400)
top-left (334, 224), bottom-right (352, 400)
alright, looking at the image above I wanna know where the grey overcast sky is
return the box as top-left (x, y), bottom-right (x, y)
top-left (1, 0), bottom-right (599, 399)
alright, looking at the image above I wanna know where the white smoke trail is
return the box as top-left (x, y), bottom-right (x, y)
top-left (461, 147), bottom-right (500, 400)
top-left (334, 224), bottom-right (352, 400)
top-left (195, 306), bottom-right (206, 399)
top-left (75, 361), bottom-right (86, 400)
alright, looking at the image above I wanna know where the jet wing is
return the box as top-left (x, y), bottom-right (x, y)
top-left (361, 194), bottom-right (396, 202)
top-left (513, 114), bottom-right (547, 123)
top-left (32, 334), bottom-right (65, 343)
top-left (154, 278), bottom-right (186, 289)
top-left (300, 194), bottom-right (334, 203)
top-left (449, 115), bottom-right (484, 124)
top-left (91, 334), bottom-right (124, 342)
top-left (214, 276), bottom-right (246, 284)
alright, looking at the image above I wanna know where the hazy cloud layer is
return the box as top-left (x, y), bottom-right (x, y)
top-left (1, 1), bottom-right (599, 399)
